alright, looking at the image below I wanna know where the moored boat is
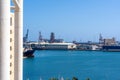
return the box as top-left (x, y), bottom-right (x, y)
top-left (23, 48), bottom-right (35, 57)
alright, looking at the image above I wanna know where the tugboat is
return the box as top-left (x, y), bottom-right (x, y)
top-left (23, 47), bottom-right (35, 58)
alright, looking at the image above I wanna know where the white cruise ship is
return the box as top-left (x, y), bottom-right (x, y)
top-left (32, 42), bottom-right (77, 50)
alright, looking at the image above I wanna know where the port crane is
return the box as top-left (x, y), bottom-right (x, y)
top-left (23, 29), bottom-right (29, 43)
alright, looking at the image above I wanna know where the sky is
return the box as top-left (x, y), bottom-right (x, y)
top-left (23, 0), bottom-right (120, 42)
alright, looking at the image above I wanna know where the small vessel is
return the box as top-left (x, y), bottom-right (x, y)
top-left (23, 29), bottom-right (35, 57)
top-left (23, 48), bottom-right (35, 57)
top-left (102, 45), bottom-right (120, 52)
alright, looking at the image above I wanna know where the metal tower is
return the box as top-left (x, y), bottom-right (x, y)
top-left (50, 32), bottom-right (55, 43)
top-left (38, 32), bottom-right (43, 42)
top-left (99, 34), bottom-right (103, 44)
top-left (23, 29), bottom-right (29, 43)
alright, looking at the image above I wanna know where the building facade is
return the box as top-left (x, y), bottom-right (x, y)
top-left (104, 38), bottom-right (116, 46)
top-left (10, 13), bottom-right (15, 80)
top-left (0, 0), bottom-right (23, 80)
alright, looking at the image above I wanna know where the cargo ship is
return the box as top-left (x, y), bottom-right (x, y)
top-left (102, 46), bottom-right (120, 52)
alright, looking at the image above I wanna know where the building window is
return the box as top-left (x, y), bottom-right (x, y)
top-left (10, 62), bottom-right (12, 67)
top-left (10, 38), bottom-right (12, 42)
top-left (10, 46), bottom-right (12, 51)
top-left (10, 55), bottom-right (12, 59)
top-left (10, 30), bottom-right (12, 34)
top-left (10, 71), bottom-right (12, 75)
top-left (10, 17), bottom-right (12, 26)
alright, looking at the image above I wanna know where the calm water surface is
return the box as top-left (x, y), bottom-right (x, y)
top-left (23, 50), bottom-right (120, 80)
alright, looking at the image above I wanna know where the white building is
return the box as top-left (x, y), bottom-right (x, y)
top-left (0, 0), bottom-right (23, 80)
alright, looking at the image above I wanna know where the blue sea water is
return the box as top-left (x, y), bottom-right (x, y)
top-left (23, 50), bottom-right (120, 80)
